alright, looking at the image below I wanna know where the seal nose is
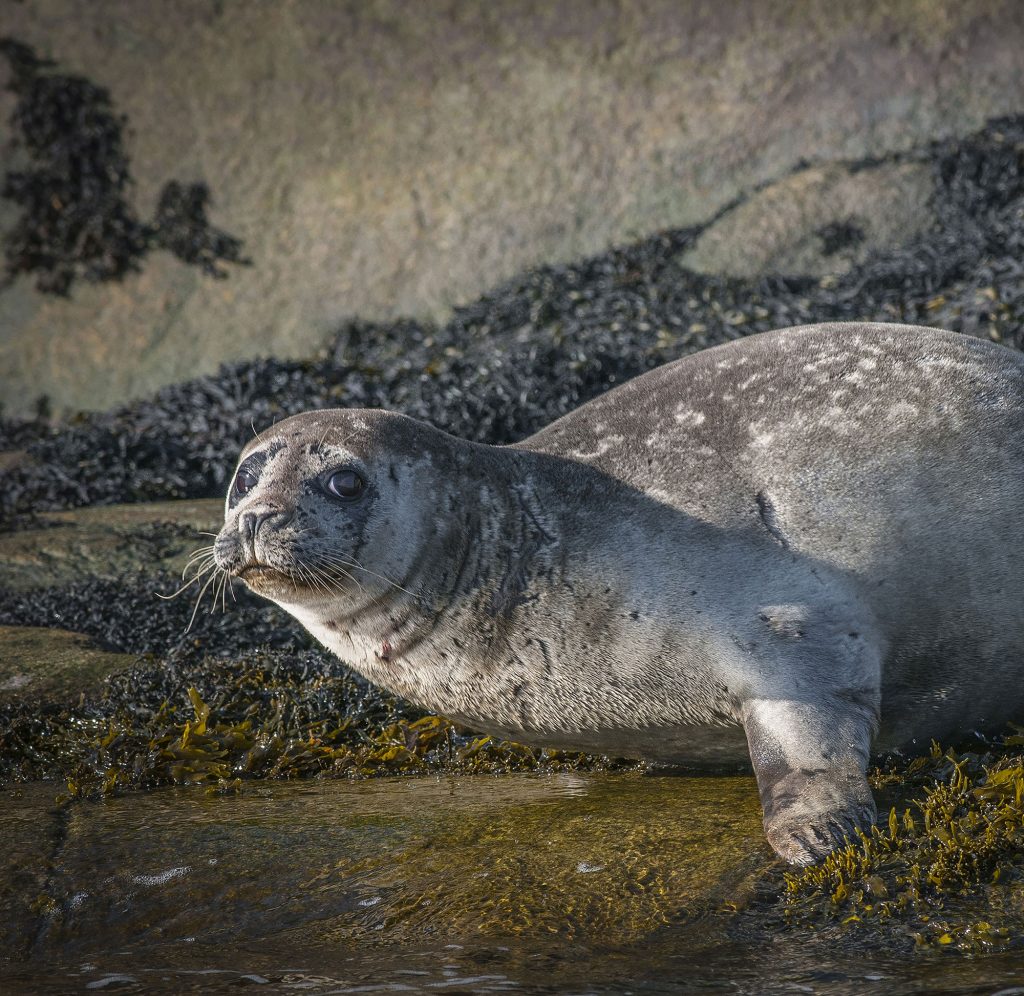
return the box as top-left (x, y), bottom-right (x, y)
top-left (240, 509), bottom-right (294, 542)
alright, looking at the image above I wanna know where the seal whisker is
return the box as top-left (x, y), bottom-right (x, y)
top-left (184, 544), bottom-right (215, 559)
top-left (316, 553), bottom-right (414, 596)
top-left (310, 563), bottom-right (344, 597)
top-left (185, 569), bottom-right (221, 632)
top-left (317, 557), bottom-right (385, 593)
top-left (183, 547), bottom-right (216, 573)
top-left (209, 572), bottom-right (223, 615)
top-left (304, 565), bottom-right (330, 597)
top-left (307, 566), bottom-right (335, 596)
top-left (291, 561), bottom-right (317, 594)
top-left (179, 558), bottom-right (215, 585)
top-left (308, 555), bottom-right (364, 590)
top-left (315, 425), bottom-right (358, 453)
top-left (159, 558), bottom-right (217, 600)
top-left (296, 561), bottom-right (323, 594)
top-left (183, 551), bottom-right (215, 571)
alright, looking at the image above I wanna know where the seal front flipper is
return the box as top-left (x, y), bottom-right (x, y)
top-left (741, 696), bottom-right (878, 865)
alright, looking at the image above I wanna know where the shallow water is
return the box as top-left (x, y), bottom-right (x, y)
top-left (2, 774), bottom-right (1023, 994)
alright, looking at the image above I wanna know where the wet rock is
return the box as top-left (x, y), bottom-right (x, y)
top-left (0, 626), bottom-right (135, 702)
top-left (0, 783), bottom-right (63, 959)
top-left (19, 774), bottom-right (763, 957)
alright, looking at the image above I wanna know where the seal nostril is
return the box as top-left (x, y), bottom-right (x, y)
top-left (240, 509), bottom-right (293, 542)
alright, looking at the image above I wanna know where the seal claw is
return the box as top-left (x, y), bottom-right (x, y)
top-left (766, 804), bottom-right (877, 865)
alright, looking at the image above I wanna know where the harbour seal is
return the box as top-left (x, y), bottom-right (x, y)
top-left (213, 322), bottom-right (1024, 864)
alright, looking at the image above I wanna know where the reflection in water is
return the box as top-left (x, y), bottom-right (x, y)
top-left (1, 775), bottom-right (1022, 993)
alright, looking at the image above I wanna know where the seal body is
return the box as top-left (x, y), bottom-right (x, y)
top-left (214, 322), bottom-right (1024, 863)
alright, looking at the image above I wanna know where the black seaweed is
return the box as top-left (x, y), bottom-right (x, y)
top-left (0, 38), bottom-right (247, 295)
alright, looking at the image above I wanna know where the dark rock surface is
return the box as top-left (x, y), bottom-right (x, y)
top-left (0, 627), bottom-right (135, 703)
top-left (0, 38), bottom-right (247, 296)
top-left (0, 499), bottom-right (220, 590)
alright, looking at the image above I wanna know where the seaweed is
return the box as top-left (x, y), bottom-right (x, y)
top-left (0, 658), bottom-right (620, 799)
top-left (0, 37), bottom-right (247, 295)
top-left (783, 740), bottom-right (1024, 952)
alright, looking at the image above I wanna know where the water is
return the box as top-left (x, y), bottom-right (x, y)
top-left (2, 774), bottom-right (1022, 994)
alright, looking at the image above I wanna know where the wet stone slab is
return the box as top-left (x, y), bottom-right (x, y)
top-left (7, 775), bottom-right (1024, 994)
top-left (0, 784), bottom-right (64, 960)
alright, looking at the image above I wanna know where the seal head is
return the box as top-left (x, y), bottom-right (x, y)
top-left (215, 409), bottom-right (467, 610)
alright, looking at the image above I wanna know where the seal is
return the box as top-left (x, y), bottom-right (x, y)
top-left (213, 322), bottom-right (1024, 864)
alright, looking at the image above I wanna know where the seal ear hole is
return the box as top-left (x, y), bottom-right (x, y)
top-left (324, 467), bottom-right (366, 501)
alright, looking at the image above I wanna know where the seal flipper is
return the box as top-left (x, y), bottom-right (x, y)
top-left (741, 696), bottom-right (877, 865)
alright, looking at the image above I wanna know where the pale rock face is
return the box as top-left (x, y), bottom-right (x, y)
top-left (3, 1), bottom-right (1024, 414)
top-left (216, 322), bottom-right (1024, 864)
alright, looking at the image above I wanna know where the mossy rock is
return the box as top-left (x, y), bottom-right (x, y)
top-left (0, 626), bottom-right (136, 703)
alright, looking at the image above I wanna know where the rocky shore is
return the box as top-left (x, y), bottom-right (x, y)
top-left (3, 115), bottom-right (1024, 988)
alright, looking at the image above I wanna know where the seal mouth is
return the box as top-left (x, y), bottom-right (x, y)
top-left (235, 562), bottom-right (295, 585)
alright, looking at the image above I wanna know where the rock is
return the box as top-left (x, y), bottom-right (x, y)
top-left (4, 771), bottom-right (1024, 991)
top-left (680, 161), bottom-right (935, 278)
top-left (0, 626), bottom-right (136, 702)
top-left (0, 499), bottom-right (221, 591)
top-left (2, 0), bottom-right (1024, 414)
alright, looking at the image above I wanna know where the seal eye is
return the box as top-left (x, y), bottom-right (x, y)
top-left (234, 468), bottom-right (257, 496)
top-left (325, 468), bottom-right (364, 500)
